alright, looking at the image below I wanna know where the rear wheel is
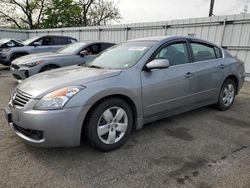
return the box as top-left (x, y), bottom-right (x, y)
top-left (40, 65), bottom-right (58, 72)
top-left (215, 79), bottom-right (236, 111)
top-left (85, 98), bottom-right (133, 151)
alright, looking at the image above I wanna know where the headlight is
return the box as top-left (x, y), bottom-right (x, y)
top-left (24, 61), bottom-right (43, 67)
top-left (34, 86), bottom-right (85, 110)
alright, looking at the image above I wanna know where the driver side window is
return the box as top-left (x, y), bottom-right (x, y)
top-left (154, 42), bottom-right (189, 66)
top-left (84, 44), bottom-right (101, 55)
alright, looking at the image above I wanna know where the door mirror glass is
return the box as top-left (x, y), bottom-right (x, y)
top-left (146, 59), bottom-right (170, 70)
top-left (80, 50), bottom-right (90, 57)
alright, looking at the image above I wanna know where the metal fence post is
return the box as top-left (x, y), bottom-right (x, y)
top-left (98, 28), bottom-right (101, 40)
top-left (125, 26), bottom-right (129, 41)
top-left (220, 18), bottom-right (227, 46)
top-left (164, 24), bottom-right (168, 36)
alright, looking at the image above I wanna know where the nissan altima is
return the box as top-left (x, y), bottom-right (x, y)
top-left (5, 36), bottom-right (245, 151)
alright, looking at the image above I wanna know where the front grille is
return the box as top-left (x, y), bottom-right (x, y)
top-left (12, 64), bottom-right (19, 70)
top-left (12, 89), bottom-right (32, 107)
top-left (13, 124), bottom-right (43, 140)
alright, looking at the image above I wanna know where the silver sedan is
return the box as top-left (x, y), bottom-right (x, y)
top-left (5, 36), bottom-right (245, 151)
top-left (10, 41), bottom-right (115, 81)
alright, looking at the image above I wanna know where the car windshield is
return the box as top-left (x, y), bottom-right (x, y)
top-left (57, 42), bottom-right (86, 55)
top-left (85, 41), bottom-right (156, 69)
top-left (23, 36), bottom-right (40, 45)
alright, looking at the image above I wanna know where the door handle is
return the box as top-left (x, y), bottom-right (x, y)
top-left (185, 72), bottom-right (193, 79)
top-left (219, 64), bottom-right (225, 69)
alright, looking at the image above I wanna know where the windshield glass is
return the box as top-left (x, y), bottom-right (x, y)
top-left (57, 42), bottom-right (86, 54)
top-left (23, 36), bottom-right (40, 45)
top-left (86, 41), bottom-right (156, 69)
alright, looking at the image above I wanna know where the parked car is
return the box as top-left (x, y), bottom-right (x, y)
top-left (0, 38), bottom-right (24, 49)
top-left (5, 36), bottom-right (245, 151)
top-left (0, 35), bottom-right (77, 66)
top-left (10, 41), bottom-right (115, 81)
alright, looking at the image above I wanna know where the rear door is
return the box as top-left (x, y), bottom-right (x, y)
top-left (141, 40), bottom-right (196, 117)
top-left (189, 41), bottom-right (225, 104)
top-left (50, 37), bottom-right (70, 51)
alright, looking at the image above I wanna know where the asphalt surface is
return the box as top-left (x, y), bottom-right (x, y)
top-left (0, 65), bottom-right (250, 188)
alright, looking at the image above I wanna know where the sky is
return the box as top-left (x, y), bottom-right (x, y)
top-left (114, 0), bottom-right (250, 24)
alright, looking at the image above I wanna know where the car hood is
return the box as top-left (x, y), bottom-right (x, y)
top-left (17, 66), bottom-right (121, 98)
top-left (12, 52), bottom-right (72, 65)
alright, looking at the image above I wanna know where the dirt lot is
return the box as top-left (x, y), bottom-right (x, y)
top-left (0, 65), bottom-right (250, 188)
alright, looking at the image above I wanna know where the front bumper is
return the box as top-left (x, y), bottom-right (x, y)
top-left (10, 65), bottom-right (29, 80)
top-left (4, 103), bottom-right (89, 147)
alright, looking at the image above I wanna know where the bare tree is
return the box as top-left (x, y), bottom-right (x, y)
top-left (77, 0), bottom-right (121, 26)
top-left (78, 0), bottom-right (94, 26)
top-left (0, 0), bottom-right (49, 29)
top-left (89, 0), bottom-right (121, 25)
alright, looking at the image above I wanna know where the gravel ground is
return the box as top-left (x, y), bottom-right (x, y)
top-left (0, 65), bottom-right (250, 188)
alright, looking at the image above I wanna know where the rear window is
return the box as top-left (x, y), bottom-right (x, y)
top-left (191, 42), bottom-right (216, 62)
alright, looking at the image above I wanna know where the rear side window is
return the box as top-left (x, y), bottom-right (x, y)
top-left (52, 37), bottom-right (70, 45)
top-left (190, 43), bottom-right (216, 62)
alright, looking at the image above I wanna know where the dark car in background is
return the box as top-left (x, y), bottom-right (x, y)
top-left (10, 41), bottom-right (115, 81)
top-left (0, 35), bottom-right (77, 66)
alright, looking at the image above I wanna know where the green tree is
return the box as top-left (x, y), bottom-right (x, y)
top-left (42, 0), bottom-right (82, 28)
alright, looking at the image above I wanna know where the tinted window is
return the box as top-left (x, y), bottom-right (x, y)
top-left (85, 44), bottom-right (101, 55)
top-left (35, 37), bottom-right (52, 46)
top-left (154, 42), bottom-right (189, 66)
top-left (52, 37), bottom-right (70, 45)
top-left (101, 43), bottom-right (115, 51)
top-left (191, 43), bottom-right (216, 62)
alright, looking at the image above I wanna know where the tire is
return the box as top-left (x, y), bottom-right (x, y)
top-left (85, 98), bottom-right (133, 151)
top-left (215, 79), bottom-right (236, 111)
top-left (40, 65), bottom-right (58, 72)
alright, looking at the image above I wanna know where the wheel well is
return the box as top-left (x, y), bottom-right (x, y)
top-left (40, 64), bottom-right (60, 72)
top-left (11, 52), bottom-right (29, 60)
top-left (81, 94), bottom-right (138, 142)
top-left (225, 75), bottom-right (239, 93)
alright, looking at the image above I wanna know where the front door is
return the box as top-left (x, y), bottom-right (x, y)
top-left (141, 41), bottom-right (195, 117)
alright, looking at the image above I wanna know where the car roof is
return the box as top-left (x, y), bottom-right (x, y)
top-left (78, 41), bottom-right (116, 45)
top-left (129, 35), bottom-right (220, 47)
top-left (40, 35), bottom-right (76, 39)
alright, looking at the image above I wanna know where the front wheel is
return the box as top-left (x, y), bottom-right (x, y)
top-left (215, 79), bottom-right (236, 111)
top-left (85, 98), bottom-right (133, 151)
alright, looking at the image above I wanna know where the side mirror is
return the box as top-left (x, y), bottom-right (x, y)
top-left (145, 59), bottom-right (170, 70)
top-left (80, 50), bottom-right (90, 57)
top-left (33, 42), bottom-right (40, 47)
